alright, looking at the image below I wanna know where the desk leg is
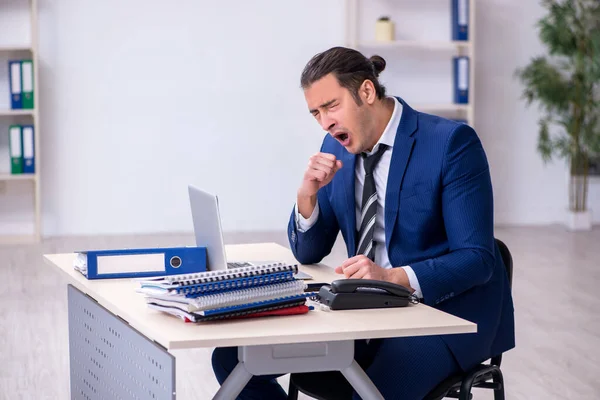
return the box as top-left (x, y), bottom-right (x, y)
top-left (213, 340), bottom-right (384, 400)
top-left (341, 360), bottom-right (385, 400)
top-left (213, 362), bottom-right (253, 400)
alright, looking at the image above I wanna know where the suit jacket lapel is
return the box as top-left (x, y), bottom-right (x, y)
top-left (339, 150), bottom-right (357, 256)
top-left (385, 98), bottom-right (418, 252)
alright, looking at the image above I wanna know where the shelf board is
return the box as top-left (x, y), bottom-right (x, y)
top-left (359, 40), bottom-right (471, 51)
top-left (0, 46), bottom-right (33, 53)
top-left (414, 104), bottom-right (470, 113)
top-left (0, 109), bottom-right (35, 117)
top-left (0, 234), bottom-right (38, 245)
top-left (0, 173), bottom-right (36, 182)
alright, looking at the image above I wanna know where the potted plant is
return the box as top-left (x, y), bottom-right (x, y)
top-left (515, 0), bottom-right (600, 230)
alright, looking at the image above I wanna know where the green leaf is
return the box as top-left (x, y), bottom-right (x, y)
top-left (515, 56), bottom-right (572, 113)
top-left (538, 118), bottom-right (554, 162)
top-left (537, 0), bottom-right (578, 57)
top-left (555, 136), bottom-right (573, 159)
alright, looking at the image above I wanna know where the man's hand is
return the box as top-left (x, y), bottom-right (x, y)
top-left (335, 255), bottom-right (390, 280)
top-left (335, 255), bottom-right (414, 291)
top-left (297, 152), bottom-right (342, 218)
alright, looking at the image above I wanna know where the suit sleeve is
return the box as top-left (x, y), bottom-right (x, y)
top-left (409, 124), bottom-right (496, 306)
top-left (288, 185), bottom-right (340, 265)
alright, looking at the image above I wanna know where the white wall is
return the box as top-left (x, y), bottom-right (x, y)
top-left (37, 0), bottom-right (346, 235)
top-left (0, 0), bottom-right (598, 237)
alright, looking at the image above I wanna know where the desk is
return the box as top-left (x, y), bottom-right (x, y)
top-left (45, 242), bottom-right (476, 400)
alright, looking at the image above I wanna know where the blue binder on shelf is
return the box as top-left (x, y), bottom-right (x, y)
top-left (74, 246), bottom-right (207, 280)
top-left (22, 125), bottom-right (35, 173)
top-left (453, 56), bottom-right (469, 104)
top-left (9, 60), bottom-right (22, 109)
top-left (451, 0), bottom-right (469, 41)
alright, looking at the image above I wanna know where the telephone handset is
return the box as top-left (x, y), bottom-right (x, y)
top-left (317, 279), bottom-right (418, 310)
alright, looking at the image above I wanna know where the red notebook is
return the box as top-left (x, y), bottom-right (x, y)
top-left (182, 304), bottom-right (311, 323)
top-left (234, 304), bottom-right (311, 319)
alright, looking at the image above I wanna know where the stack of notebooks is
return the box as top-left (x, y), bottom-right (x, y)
top-left (136, 262), bottom-right (314, 322)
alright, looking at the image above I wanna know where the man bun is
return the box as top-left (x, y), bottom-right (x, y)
top-left (369, 55), bottom-right (386, 76)
top-left (300, 46), bottom-right (387, 102)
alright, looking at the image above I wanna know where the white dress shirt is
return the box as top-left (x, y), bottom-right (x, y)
top-left (294, 97), bottom-right (423, 298)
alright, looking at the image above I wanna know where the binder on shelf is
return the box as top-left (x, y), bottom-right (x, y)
top-left (21, 60), bottom-right (34, 109)
top-left (22, 125), bottom-right (35, 174)
top-left (9, 61), bottom-right (22, 109)
top-left (73, 246), bottom-right (207, 280)
top-left (453, 56), bottom-right (469, 104)
top-left (451, 0), bottom-right (469, 41)
top-left (9, 125), bottom-right (23, 174)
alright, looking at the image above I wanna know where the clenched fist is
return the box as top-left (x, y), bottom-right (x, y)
top-left (297, 152), bottom-right (342, 219)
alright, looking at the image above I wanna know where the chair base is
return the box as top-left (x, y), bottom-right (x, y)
top-left (287, 363), bottom-right (506, 400)
top-left (423, 364), bottom-right (505, 400)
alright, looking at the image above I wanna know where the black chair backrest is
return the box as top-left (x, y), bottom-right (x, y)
top-left (490, 238), bottom-right (513, 368)
top-left (495, 238), bottom-right (513, 288)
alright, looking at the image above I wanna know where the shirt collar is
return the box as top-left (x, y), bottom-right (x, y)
top-left (364, 97), bottom-right (403, 156)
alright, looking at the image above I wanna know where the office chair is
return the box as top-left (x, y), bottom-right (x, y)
top-left (287, 238), bottom-right (513, 400)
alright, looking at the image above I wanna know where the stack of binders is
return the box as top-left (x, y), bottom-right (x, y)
top-left (136, 262), bottom-right (315, 322)
top-left (9, 59), bottom-right (34, 110)
top-left (8, 124), bottom-right (35, 174)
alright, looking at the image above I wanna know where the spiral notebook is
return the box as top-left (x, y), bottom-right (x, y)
top-left (166, 261), bottom-right (298, 284)
top-left (147, 295), bottom-right (312, 323)
top-left (138, 261), bottom-right (316, 322)
top-left (141, 280), bottom-right (307, 312)
top-left (138, 262), bottom-right (299, 296)
top-left (148, 302), bottom-right (311, 323)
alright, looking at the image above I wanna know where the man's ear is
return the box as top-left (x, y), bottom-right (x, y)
top-left (359, 79), bottom-right (377, 105)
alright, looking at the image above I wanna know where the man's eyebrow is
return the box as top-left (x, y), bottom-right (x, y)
top-left (309, 99), bottom-right (337, 114)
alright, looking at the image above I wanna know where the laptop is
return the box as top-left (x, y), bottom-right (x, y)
top-left (188, 185), bottom-right (312, 280)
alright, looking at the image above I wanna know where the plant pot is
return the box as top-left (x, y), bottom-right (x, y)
top-left (565, 209), bottom-right (593, 231)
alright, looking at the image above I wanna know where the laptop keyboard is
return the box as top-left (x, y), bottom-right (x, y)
top-left (227, 261), bottom-right (312, 280)
top-left (227, 261), bottom-right (254, 269)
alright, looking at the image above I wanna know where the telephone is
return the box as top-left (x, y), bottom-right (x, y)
top-left (316, 279), bottom-right (418, 310)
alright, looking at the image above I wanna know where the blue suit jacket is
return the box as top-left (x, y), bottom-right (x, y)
top-left (287, 97), bottom-right (515, 371)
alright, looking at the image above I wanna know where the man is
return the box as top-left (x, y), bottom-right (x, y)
top-left (212, 46), bottom-right (515, 399)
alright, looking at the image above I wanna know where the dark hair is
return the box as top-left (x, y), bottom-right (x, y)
top-left (300, 46), bottom-right (387, 105)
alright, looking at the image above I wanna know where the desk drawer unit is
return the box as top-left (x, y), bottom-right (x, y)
top-left (67, 284), bottom-right (175, 400)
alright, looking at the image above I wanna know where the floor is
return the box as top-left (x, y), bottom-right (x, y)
top-left (1, 226), bottom-right (599, 400)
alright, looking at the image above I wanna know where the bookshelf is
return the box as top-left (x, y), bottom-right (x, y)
top-left (345, 0), bottom-right (476, 127)
top-left (359, 40), bottom-right (472, 51)
top-left (0, 46), bottom-right (33, 52)
top-left (0, 109), bottom-right (35, 116)
top-left (0, 0), bottom-right (40, 244)
top-left (0, 173), bottom-right (36, 182)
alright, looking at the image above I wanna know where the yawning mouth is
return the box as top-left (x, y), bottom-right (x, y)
top-left (333, 131), bottom-right (350, 146)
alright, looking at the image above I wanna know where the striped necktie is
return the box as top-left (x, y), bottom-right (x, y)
top-left (356, 144), bottom-right (387, 261)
